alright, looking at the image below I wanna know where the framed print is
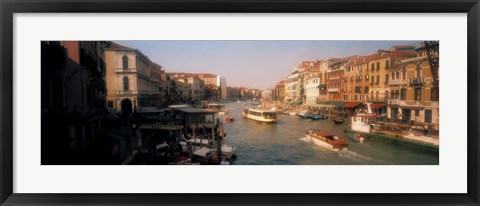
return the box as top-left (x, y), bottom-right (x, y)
top-left (1, 0), bottom-right (479, 205)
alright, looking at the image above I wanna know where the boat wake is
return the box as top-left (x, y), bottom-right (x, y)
top-left (337, 150), bottom-right (393, 165)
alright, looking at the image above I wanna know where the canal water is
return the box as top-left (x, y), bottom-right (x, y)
top-left (222, 101), bottom-right (439, 165)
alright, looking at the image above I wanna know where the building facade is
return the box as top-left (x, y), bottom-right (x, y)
top-left (41, 41), bottom-right (108, 163)
top-left (105, 42), bottom-right (153, 114)
top-left (387, 42), bottom-right (439, 127)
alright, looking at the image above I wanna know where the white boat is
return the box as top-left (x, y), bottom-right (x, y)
top-left (350, 103), bottom-right (380, 133)
top-left (185, 138), bottom-right (237, 159)
top-left (207, 103), bottom-right (226, 115)
top-left (242, 108), bottom-right (277, 123)
top-left (305, 129), bottom-right (349, 151)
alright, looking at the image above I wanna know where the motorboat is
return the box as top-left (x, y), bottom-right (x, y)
top-left (305, 129), bottom-right (349, 151)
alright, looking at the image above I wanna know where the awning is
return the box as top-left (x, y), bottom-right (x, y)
top-left (289, 101), bottom-right (303, 105)
top-left (370, 104), bottom-right (386, 109)
top-left (328, 101), bottom-right (345, 107)
top-left (343, 102), bottom-right (361, 109)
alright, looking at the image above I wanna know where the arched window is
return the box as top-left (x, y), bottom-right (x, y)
top-left (122, 55), bottom-right (128, 69)
top-left (123, 76), bottom-right (129, 91)
top-left (395, 90), bottom-right (400, 99)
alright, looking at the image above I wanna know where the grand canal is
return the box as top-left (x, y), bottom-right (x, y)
top-left (222, 102), bottom-right (439, 165)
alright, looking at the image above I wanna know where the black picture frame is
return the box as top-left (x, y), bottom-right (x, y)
top-left (1, 0), bottom-right (479, 205)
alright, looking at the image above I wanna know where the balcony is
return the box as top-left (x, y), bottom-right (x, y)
top-left (329, 76), bottom-right (340, 80)
top-left (116, 90), bottom-right (151, 95)
top-left (115, 68), bottom-right (139, 73)
top-left (388, 79), bottom-right (407, 86)
top-left (366, 97), bottom-right (387, 102)
top-left (327, 88), bottom-right (339, 92)
top-left (410, 77), bottom-right (425, 87)
top-left (388, 99), bottom-right (399, 105)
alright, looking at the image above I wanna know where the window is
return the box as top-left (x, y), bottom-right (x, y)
top-left (122, 55), bottom-right (128, 69)
top-left (385, 74), bottom-right (389, 84)
top-left (376, 75), bottom-right (380, 84)
top-left (371, 63), bottom-right (375, 70)
top-left (386, 60), bottom-right (390, 68)
top-left (123, 76), bottom-right (129, 91)
top-left (355, 86), bottom-right (361, 93)
top-left (431, 86), bottom-right (439, 101)
top-left (416, 64), bottom-right (422, 77)
top-left (414, 88), bottom-right (422, 100)
top-left (376, 62), bottom-right (380, 70)
top-left (415, 110), bottom-right (419, 116)
top-left (401, 89), bottom-right (406, 100)
top-left (107, 101), bottom-right (113, 108)
top-left (364, 86), bottom-right (369, 93)
top-left (366, 74), bottom-right (369, 80)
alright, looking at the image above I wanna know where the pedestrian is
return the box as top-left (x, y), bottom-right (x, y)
top-left (424, 124), bottom-right (429, 136)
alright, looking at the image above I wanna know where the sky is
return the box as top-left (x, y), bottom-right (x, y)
top-left (117, 40), bottom-right (420, 90)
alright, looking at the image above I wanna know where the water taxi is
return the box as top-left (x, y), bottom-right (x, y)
top-left (350, 103), bottom-right (381, 133)
top-left (225, 116), bottom-right (235, 122)
top-left (333, 116), bottom-right (345, 124)
top-left (305, 129), bottom-right (349, 151)
top-left (207, 103), bottom-right (226, 115)
top-left (242, 108), bottom-right (277, 123)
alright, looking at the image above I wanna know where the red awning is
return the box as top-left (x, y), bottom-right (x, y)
top-left (370, 104), bottom-right (386, 109)
top-left (343, 102), bottom-right (361, 109)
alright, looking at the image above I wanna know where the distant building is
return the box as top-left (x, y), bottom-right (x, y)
top-left (150, 63), bottom-right (164, 107)
top-left (305, 73), bottom-right (321, 105)
top-left (272, 80), bottom-right (285, 101)
top-left (217, 76), bottom-right (227, 100)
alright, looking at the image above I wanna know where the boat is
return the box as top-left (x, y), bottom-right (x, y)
top-left (242, 108), bottom-right (277, 123)
top-left (185, 138), bottom-right (237, 159)
top-left (350, 133), bottom-right (367, 143)
top-left (350, 103), bottom-right (380, 133)
top-left (297, 110), bottom-right (310, 119)
top-left (333, 116), bottom-right (345, 124)
top-left (310, 114), bottom-right (326, 120)
top-left (305, 129), bottom-right (349, 151)
top-left (207, 103), bottom-right (226, 115)
top-left (225, 116), bottom-right (235, 122)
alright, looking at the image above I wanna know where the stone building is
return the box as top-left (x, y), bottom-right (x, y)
top-left (105, 42), bottom-right (155, 115)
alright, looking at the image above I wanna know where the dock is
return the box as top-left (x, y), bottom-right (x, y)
top-left (345, 128), bottom-right (439, 152)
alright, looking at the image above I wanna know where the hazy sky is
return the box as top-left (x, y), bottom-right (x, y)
top-left (117, 40), bottom-right (419, 90)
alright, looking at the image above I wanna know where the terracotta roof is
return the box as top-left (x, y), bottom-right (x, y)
top-left (388, 50), bottom-right (417, 58)
top-left (391, 45), bottom-right (415, 50)
top-left (108, 42), bottom-right (135, 50)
